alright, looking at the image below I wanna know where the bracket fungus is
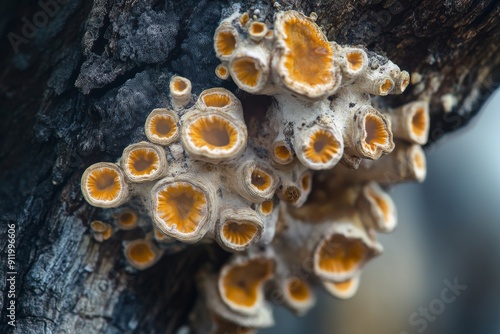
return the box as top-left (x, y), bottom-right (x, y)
top-left (79, 8), bottom-right (432, 333)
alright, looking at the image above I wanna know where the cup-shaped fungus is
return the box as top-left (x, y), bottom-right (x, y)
top-left (390, 101), bottom-right (430, 145)
top-left (115, 209), bottom-right (138, 230)
top-left (81, 162), bottom-right (129, 208)
top-left (182, 113), bottom-right (247, 163)
top-left (272, 10), bottom-right (340, 100)
top-left (390, 70), bottom-right (410, 94)
top-left (322, 274), bottom-right (361, 299)
top-left (357, 182), bottom-right (397, 233)
top-left (234, 162), bottom-right (278, 202)
top-left (248, 21), bottom-right (268, 42)
top-left (215, 64), bottom-right (230, 80)
top-left (197, 88), bottom-right (243, 118)
top-left (229, 50), bottom-right (270, 94)
top-left (218, 257), bottom-right (275, 315)
top-left (124, 239), bottom-right (161, 270)
top-left (282, 277), bottom-right (316, 315)
top-left (335, 45), bottom-right (368, 77)
top-left (144, 108), bottom-right (179, 145)
top-left (313, 223), bottom-right (382, 282)
top-left (258, 200), bottom-right (274, 216)
top-left (214, 22), bottom-right (239, 61)
top-left (352, 106), bottom-right (394, 160)
top-left (120, 142), bottom-right (167, 183)
top-left (409, 144), bottom-right (427, 182)
top-left (170, 76), bottom-right (192, 109)
top-left (90, 220), bottom-right (113, 242)
top-left (271, 140), bottom-right (294, 165)
top-left (151, 177), bottom-right (214, 243)
top-left (296, 126), bottom-right (344, 170)
top-left (217, 208), bottom-right (264, 252)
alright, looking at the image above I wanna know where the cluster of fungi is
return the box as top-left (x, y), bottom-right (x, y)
top-left (81, 10), bottom-right (429, 333)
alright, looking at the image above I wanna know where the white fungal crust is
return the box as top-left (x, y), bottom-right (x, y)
top-left (145, 108), bottom-right (180, 145)
top-left (120, 141), bottom-right (167, 183)
top-left (151, 176), bottom-right (216, 243)
top-left (81, 162), bottom-right (129, 208)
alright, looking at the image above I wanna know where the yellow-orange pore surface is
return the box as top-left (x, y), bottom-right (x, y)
top-left (250, 168), bottom-right (272, 191)
top-left (202, 92), bottom-right (231, 108)
top-left (216, 30), bottom-right (236, 57)
top-left (411, 107), bottom-right (428, 137)
top-left (155, 182), bottom-right (208, 234)
top-left (126, 240), bottom-right (156, 267)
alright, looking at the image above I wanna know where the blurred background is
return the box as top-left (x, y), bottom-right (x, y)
top-left (263, 87), bottom-right (500, 334)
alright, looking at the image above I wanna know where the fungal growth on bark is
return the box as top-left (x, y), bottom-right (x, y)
top-left (80, 9), bottom-right (431, 333)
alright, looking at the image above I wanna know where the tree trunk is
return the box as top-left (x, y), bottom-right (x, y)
top-left (0, 0), bottom-right (498, 333)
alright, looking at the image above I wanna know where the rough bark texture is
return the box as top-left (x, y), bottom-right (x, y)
top-left (0, 0), bottom-right (498, 333)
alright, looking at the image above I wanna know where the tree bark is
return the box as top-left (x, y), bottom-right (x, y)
top-left (0, 0), bottom-right (498, 333)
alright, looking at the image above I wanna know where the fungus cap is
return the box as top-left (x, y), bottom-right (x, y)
top-left (145, 108), bottom-right (180, 145)
top-left (217, 208), bottom-right (264, 252)
top-left (181, 113), bottom-right (248, 163)
top-left (236, 161), bottom-right (279, 202)
top-left (90, 220), bottom-right (113, 242)
top-left (151, 176), bottom-right (214, 243)
top-left (353, 106), bottom-right (395, 160)
top-left (218, 257), bottom-right (275, 315)
top-left (283, 277), bottom-right (316, 314)
top-left (322, 274), bottom-right (361, 299)
top-left (197, 88), bottom-right (243, 118)
top-left (248, 22), bottom-right (268, 42)
top-left (81, 162), bottom-right (129, 208)
top-left (215, 64), bottom-right (230, 80)
top-left (271, 140), bottom-right (294, 165)
top-left (124, 239), bottom-right (160, 270)
top-left (358, 182), bottom-right (397, 233)
top-left (229, 49), bottom-right (270, 94)
top-left (115, 209), bottom-right (138, 230)
top-left (169, 76), bottom-right (192, 109)
top-left (313, 223), bottom-right (382, 282)
top-left (296, 125), bottom-right (344, 170)
top-left (214, 22), bottom-right (239, 61)
top-left (272, 10), bottom-right (340, 100)
top-left (120, 142), bottom-right (167, 183)
top-left (391, 101), bottom-right (430, 145)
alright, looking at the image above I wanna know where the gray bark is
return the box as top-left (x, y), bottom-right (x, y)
top-left (0, 0), bottom-right (498, 333)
